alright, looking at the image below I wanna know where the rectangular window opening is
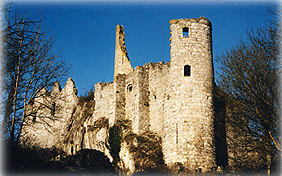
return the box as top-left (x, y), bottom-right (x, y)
top-left (183, 27), bottom-right (189, 37)
top-left (184, 65), bottom-right (191, 76)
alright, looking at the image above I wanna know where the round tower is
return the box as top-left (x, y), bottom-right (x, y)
top-left (163, 17), bottom-right (216, 172)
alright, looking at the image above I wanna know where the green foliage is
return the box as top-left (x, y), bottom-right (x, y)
top-left (125, 131), bottom-right (167, 174)
top-left (108, 119), bottom-right (167, 174)
top-left (108, 119), bottom-right (132, 172)
top-left (108, 122), bottom-right (122, 172)
top-left (6, 142), bottom-right (116, 174)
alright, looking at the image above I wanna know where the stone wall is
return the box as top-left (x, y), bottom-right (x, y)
top-left (148, 61), bottom-right (170, 136)
top-left (21, 78), bottom-right (78, 151)
top-left (114, 74), bottom-right (126, 126)
top-left (93, 82), bottom-right (115, 126)
top-left (114, 24), bottom-right (133, 79)
top-left (133, 65), bottom-right (150, 135)
top-left (20, 17), bottom-right (230, 174)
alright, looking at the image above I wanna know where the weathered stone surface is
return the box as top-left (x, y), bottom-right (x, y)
top-left (20, 78), bottom-right (79, 151)
top-left (119, 141), bottom-right (135, 175)
top-left (21, 17), bottom-right (232, 174)
top-left (163, 18), bottom-right (216, 172)
top-left (114, 24), bottom-right (133, 80)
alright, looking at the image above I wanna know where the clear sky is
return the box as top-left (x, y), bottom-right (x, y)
top-left (8, 0), bottom-right (278, 96)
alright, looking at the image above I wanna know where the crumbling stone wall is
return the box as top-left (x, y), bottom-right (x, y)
top-left (21, 17), bottom-right (228, 174)
top-left (114, 24), bottom-right (133, 79)
top-left (21, 78), bottom-right (78, 151)
top-left (93, 82), bottom-right (115, 126)
top-left (130, 65), bottom-right (150, 135)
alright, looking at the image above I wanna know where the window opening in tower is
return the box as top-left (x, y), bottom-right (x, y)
top-left (184, 65), bottom-right (191, 76)
top-left (176, 123), bottom-right (178, 144)
top-left (127, 84), bottom-right (133, 92)
top-left (183, 27), bottom-right (189, 37)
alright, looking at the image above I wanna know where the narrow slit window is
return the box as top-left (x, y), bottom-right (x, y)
top-left (183, 27), bottom-right (189, 37)
top-left (184, 65), bottom-right (191, 76)
top-left (176, 123), bottom-right (178, 144)
top-left (32, 112), bottom-right (36, 123)
top-left (51, 103), bottom-right (55, 116)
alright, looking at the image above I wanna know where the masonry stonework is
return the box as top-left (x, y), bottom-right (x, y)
top-left (21, 17), bottom-right (224, 173)
top-left (162, 17), bottom-right (216, 172)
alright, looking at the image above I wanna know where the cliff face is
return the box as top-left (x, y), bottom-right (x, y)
top-left (20, 78), bottom-right (78, 150)
top-left (21, 78), bottom-right (115, 163)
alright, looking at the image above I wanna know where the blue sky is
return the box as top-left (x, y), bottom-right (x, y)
top-left (9, 1), bottom-right (278, 96)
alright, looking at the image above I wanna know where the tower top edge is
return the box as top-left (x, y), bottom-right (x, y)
top-left (169, 17), bottom-right (211, 26)
top-left (116, 24), bottom-right (123, 29)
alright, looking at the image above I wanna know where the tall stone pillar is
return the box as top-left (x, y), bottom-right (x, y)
top-left (114, 24), bottom-right (133, 81)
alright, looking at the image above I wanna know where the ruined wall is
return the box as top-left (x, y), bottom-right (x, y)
top-left (21, 78), bottom-right (78, 151)
top-left (124, 60), bottom-right (170, 136)
top-left (124, 65), bottom-right (150, 135)
top-left (92, 82), bottom-right (115, 126)
top-left (63, 104), bottom-right (86, 155)
top-left (125, 71), bottom-right (137, 122)
top-left (114, 74), bottom-right (126, 125)
top-left (82, 117), bottom-right (112, 162)
top-left (114, 24), bottom-right (133, 79)
top-left (147, 61), bottom-right (170, 136)
top-left (133, 65), bottom-right (150, 135)
top-left (20, 17), bottom-right (229, 174)
top-left (162, 17), bottom-right (216, 172)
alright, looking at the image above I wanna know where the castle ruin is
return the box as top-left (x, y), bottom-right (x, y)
top-left (20, 17), bottom-right (227, 173)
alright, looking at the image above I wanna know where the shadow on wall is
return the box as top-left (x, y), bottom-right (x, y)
top-left (213, 85), bottom-right (228, 168)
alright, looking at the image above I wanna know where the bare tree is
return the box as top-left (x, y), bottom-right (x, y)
top-left (216, 4), bottom-right (280, 172)
top-left (1, 4), bottom-right (69, 143)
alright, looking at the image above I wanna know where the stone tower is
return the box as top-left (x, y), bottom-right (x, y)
top-left (162, 17), bottom-right (216, 172)
top-left (114, 24), bottom-right (133, 80)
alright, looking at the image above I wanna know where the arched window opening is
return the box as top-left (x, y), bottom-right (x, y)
top-left (184, 65), bottom-right (191, 76)
top-left (127, 84), bottom-right (133, 92)
top-left (183, 27), bottom-right (189, 37)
